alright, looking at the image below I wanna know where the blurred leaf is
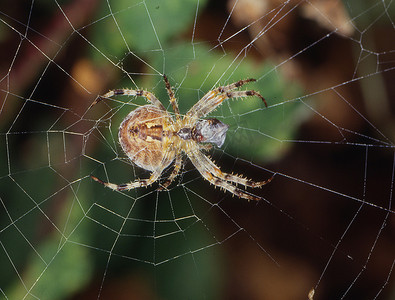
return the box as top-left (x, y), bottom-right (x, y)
top-left (344, 0), bottom-right (395, 27)
top-left (91, 0), bottom-right (208, 61)
top-left (6, 191), bottom-right (94, 300)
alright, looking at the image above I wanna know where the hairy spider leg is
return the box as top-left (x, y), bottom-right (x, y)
top-left (163, 75), bottom-right (181, 121)
top-left (188, 149), bottom-right (262, 201)
top-left (100, 89), bottom-right (167, 112)
top-left (186, 78), bottom-right (267, 122)
top-left (195, 150), bottom-right (274, 188)
top-left (158, 153), bottom-right (183, 190)
top-left (91, 147), bottom-right (175, 191)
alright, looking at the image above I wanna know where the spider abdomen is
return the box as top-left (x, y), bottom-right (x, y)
top-left (131, 123), bottom-right (163, 141)
top-left (118, 105), bottom-right (175, 172)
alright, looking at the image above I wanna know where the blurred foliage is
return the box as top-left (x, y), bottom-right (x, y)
top-left (91, 0), bottom-right (208, 60)
top-left (345, 0), bottom-right (395, 27)
top-left (7, 230), bottom-right (93, 300)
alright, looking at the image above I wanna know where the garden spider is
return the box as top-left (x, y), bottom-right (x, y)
top-left (91, 75), bottom-right (273, 201)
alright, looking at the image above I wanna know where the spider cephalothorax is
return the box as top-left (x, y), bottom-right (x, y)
top-left (91, 75), bottom-right (273, 201)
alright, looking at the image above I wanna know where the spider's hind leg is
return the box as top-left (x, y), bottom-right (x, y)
top-left (96, 88), bottom-right (167, 111)
top-left (91, 168), bottom-right (162, 191)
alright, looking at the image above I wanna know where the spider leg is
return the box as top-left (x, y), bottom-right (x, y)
top-left (158, 153), bottom-right (183, 190)
top-left (97, 88), bottom-right (167, 111)
top-left (163, 75), bottom-right (181, 120)
top-left (91, 147), bottom-right (175, 191)
top-left (188, 150), bottom-right (263, 201)
top-left (186, 78), bottom-right (267, 122)
top-left (215, 78), bottom-right (257, 93)
top-left (91, 168), bottom-right (162, 191)
top-left (199, 143), bottom-right (212, 152)
top-left (195, 150), bottom-right (274, 188)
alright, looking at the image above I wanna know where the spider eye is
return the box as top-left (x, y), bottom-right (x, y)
top-left (195, 118), bottom-right (229, 147)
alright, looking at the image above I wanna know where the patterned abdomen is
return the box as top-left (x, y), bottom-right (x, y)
top-left (118, 105), bottom-right (175, 172)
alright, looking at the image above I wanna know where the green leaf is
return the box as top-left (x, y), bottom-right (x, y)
top-left (91, 0), bottom-right (208, 61)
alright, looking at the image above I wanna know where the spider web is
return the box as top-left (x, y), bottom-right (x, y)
top-left (0, 0), bottom-right (394, 299)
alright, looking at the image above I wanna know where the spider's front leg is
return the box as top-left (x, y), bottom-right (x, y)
top-left (163, 75), bottom-right (181, 120)
top-left (92, 88), bottom-right (167, 112)
top-left (188, 150), bottom-right (265, 201)
top-left (195, 150), bottom-right (274, 188)
top-left (186, 78), bottom-right (267, 122)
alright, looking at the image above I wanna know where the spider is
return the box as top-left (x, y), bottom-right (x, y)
top-left (91, 75), bottom-right (273, 201)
